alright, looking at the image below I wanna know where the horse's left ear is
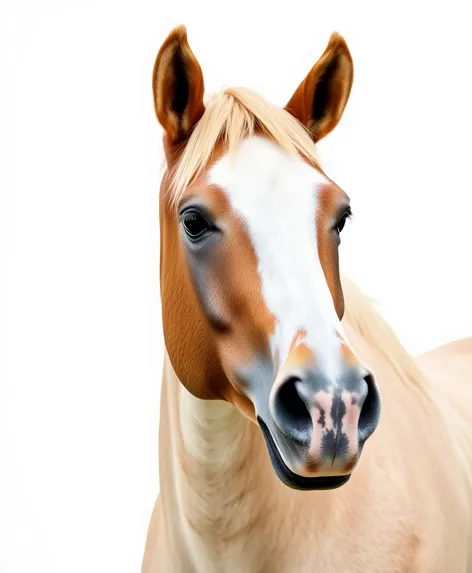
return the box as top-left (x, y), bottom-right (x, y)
top-left (285, 33), bottom-right (353, 142)
top-left (152, 25), bottom-right (205, 146)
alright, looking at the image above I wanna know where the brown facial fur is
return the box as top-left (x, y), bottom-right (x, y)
top-left (161, 149), bottom-right (353, 423)
top-left (160, 151), bottom-right (275, 422)
top-left (316, 181), bottom-right (351, 320)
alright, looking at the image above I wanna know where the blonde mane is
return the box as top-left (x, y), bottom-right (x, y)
top-left (169, 86), bottom-right (321, 203)
top-left (341, 276), bottom-right (428, 392)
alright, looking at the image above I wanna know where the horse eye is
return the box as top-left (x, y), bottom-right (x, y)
top-left (336, 215), bottom-right (347, 234)
top-left (181, 210), bottom-right (211, 240)
top-left (335, 209), bottom-right (352, 235)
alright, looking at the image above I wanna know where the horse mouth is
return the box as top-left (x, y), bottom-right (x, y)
top-left (257, 417), bottom-right (351, 491)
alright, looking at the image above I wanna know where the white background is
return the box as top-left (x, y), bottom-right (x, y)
top-left (2, 1), bottom-right (471, 571)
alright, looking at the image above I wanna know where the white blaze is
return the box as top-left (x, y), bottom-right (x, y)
top-left (209, 136), bottom-right (345, 379)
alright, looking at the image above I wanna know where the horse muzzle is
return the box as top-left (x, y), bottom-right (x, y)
top-left (257, 363), bottom-right (381, 490)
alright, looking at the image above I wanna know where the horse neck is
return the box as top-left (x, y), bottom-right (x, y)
top-left (159, 350), bottom-right (274, 543)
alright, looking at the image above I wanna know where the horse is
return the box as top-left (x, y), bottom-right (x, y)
top-left (141, 25), bottom-right (472, 572)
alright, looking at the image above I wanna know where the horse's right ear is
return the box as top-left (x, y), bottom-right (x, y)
top-left (152, 26), bottom-right (205, 147)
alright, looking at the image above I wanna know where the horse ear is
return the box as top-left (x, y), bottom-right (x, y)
top-left (285, 33), bottom-right (353, 142)
top-left (152, 25), bottom-right (205, 146)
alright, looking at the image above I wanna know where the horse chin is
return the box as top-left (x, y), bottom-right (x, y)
top-left (257, 417), bottom-right (351, 491)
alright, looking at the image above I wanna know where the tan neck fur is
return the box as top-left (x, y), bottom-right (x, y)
top-left (158, 351), bottom-right (281, 572)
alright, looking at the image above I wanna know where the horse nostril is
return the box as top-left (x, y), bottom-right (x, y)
top-left (272, 376), bottom-right (312, 443)
top-left (358, 373), bottom-right (381, 443)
